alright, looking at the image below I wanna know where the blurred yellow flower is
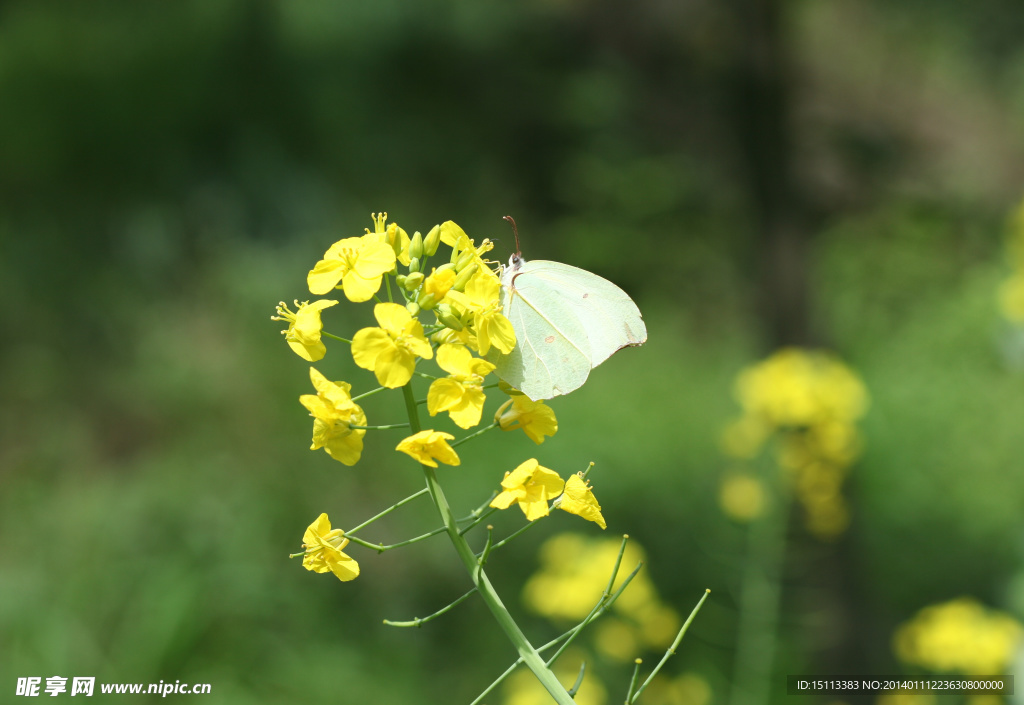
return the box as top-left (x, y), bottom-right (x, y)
top-left (307, 232), bottom-right (396, 302)
top-left (503, 651), bottom-right (607, 705)
top-left (722, 348), bottom-right (868, 539)
top-left (352, 303), bottom-right (434, 388)
top-left (718, 473), bottom-right (765, 522)
top-left (556, 474), bottom-right (607, 529)
top-left (876, 693), bottom-right (935, 705)
top-left (735, 348), bottom-right (868, 427)
top-left (490, 458), bottom-right (565, 521)
top-left (427, 344), bottom-right (495, 429)
top-left (523, 533), bottom-right (678, 650)
top-left (593, 617), bottom-right (638, 661)
top-left (998, 272), bottom-right (1024, 322)
top-left (396, 430), bottom-right (460, 467)
top-left (272, 299), bottom-right (338, 362)
top-left (495, 395), bottom-right (558, 444)
top-left (299, 368), bottom-right (366, 465)
top-left (893, 597), bottom-right (1023, 674)
top-left (446, 269), bottom-right (515, 356)
top-left (300, 513), bottom-right (359, 582)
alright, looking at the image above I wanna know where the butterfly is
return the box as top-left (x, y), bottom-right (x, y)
top-left (486, 217), bottom-right (647, 400)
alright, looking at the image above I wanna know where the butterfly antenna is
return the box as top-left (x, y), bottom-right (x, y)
top-left (503, 215), bottom-right (521, 257)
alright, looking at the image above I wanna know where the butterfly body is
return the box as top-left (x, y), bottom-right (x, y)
top-left (487, 254), bottom-right (647, 400)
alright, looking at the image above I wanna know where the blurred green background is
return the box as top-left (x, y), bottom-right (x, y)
top-left (3, 0), bottom-right (1024, 703)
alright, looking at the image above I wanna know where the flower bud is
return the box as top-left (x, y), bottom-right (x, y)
top-left (406, 301), bottom-right (421, 317)
top-left (423, 224), bottom-right (441, 256)
top-left (403, 272), bottom-right (424, 291)
top-left (408, 256), bottom-right (421, 273)
top-left (417, 292), bottom-right (437, 310)
top-left (395, 274), bottom-right (408, 288)
top-left (436, 304), bottom-right (464, 331)
top-left (453, 264), bottom-right (478, 291)
top-left (409, 231), bottom-right (424, 260)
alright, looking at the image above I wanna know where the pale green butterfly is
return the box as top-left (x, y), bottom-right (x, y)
top-left (486, 217), bottom-right (647, 401)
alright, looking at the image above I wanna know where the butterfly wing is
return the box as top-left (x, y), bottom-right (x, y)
top-left (490, 260), bottom-right (646, 401)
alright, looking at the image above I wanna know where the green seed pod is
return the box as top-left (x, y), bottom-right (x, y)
top-left (406, 301), bottom-right (421, 317)
top-left (409, 231), bottom-right (424, 261)
top-left (403, 272), bottom-right (424, 291)
top-left (453, 263), bottom-right (479, 291)
top-left (455, 249), bottom-right (476, 272)
top-left (417, 292), bottom-right (437, 310)
top-left (423, 224), bottom-right (441, 257)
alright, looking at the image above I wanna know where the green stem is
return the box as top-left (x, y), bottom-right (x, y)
top-left (349, 423), bottom-right (410, 431)
top-left (451, 422), bottom-right (499, 448)
top-left (631, 589), bottom-right (711, 702)
top-left (625, 660), bottom-right (643, 704)
top-left (728, 473), bottom-right (790, 705)
top-left (344, 525), bottom-right (448, 553)
top-left (385, 272), bottom-right (394, 303)
top-left (383, 587), bottom-right (477, 627)
top-left (470, 560), bottom-right (643, 705)
top-left (323, 331), bottom-right (352, 344)
top-left (352, 386), bottom-right (387, 402)
top-left (479, 518), bottom-right (538, 556)
top-left (346, 488), bottom-right (429, 537)
top-left (400, 382), bottom-right (575, 705)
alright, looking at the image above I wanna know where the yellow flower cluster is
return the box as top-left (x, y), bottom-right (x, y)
top-left (720, 348), bottom-right (868, 538)
top-left (893, 597), bottom-right (1023, 674)
top-left (490, 460), bottom-right (606, 528)
top-left (998, 198), bottom-right (1024, 322)
top-left (523, 534), bottom-right (680, 661)
top-left (278, 212), bottom-right (574, 583)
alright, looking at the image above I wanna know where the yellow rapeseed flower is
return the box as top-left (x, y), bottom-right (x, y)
top-left (495, 395), bottom-right (558, 444)
top-left (307, 231), bottom-right (397, 301)
top-left (299, 368), bottom-right (366, 465)
top-left (556, 473), bottom-right (607, 529)
top-left (352, 303), bottom-right (434, 388)
top-left (396, 430), bottom-right (461, 467)
top-left (490, 459), bottom-right (565, 521)
top-left (735, 349), bottom-right (868, 427)
top-left (272, 299), bottom-right (338, 362)
top-left (445, 269), bottom-right (515, 356)
top-left (300, 513), bottom-right (360, 582)
top-left (427, 344), bottom-right (496, 429)
top-left (893, 597), bottom-right (1023, 674)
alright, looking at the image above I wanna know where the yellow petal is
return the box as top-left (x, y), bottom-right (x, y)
top-left (288, 338), bottom-right (325, 362)
top-left (428, 378), bottom-right (466, 415)
top-left (354, 237), bottom-right (398, 278)
top-left (374, 345), bottom-right (416, 388)
top-left (479, 312), bottom-right (516, 356)
top-left (307, 258), bottom-right (347, 296)
top-left (351, 328), bottom-right (394, 371)
top-left (373, 302), bottom-right (412, 335)
top-left (326, 552), bottom-right (360, 581)
top-left (323, 429), bottom-right (365, 466)
top-left (559, 474), bottom-right (607, 529)
top-left (341, 270), bottom-right (382, 303)
top-left (436, 343), bottom-right (472, 377)
top-left (446, 388), bottom-right (485, 429)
